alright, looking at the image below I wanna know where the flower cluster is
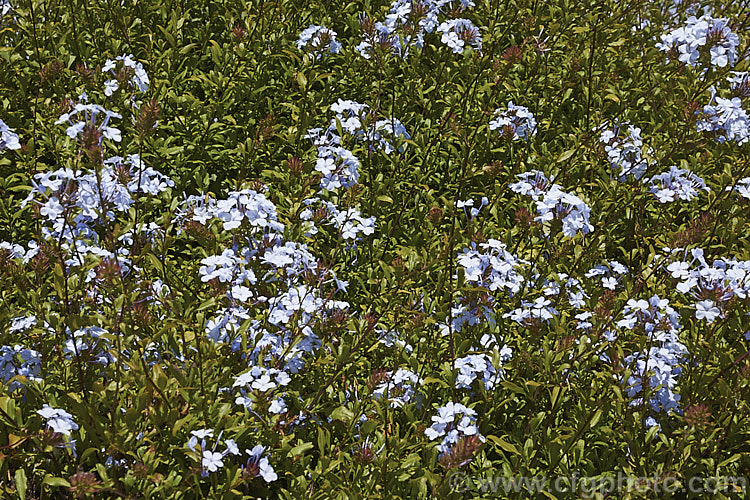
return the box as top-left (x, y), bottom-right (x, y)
top-left (24, 155), bottom-right (173, 229)
top-left (268, 284), bottom-right (348, 327)
top-left (728, 71), bottom-right (750, 98)
top-left (585, 260), bottom-right (629, 290)
top-left (0, 240), bottom-right (34, 261)
top-left (330, 98), bottom-right (410, 153)
top-left (377, 329), bottom-right (414, 354)
top-left (624, 343), bottom-right (687, 426)
top-left (489, 101), bottom-right (537, 141)
top-left (437, 18), bottom-right (482, 54)
top-left (510, 170), bottom-right (594, 237)
top-left (454, 344), bottom-right (511, 391)
top-left (696, 88), bottom-right (750, 145)
top-left (15, 158), bottom-right (171, 315)
top-left (102, 54), bottom-right (149, 96)
top-left (0, 344), bottom-right (42, 391)
top-left (440, 301), bottom-right (495, 336)
top-left (9, 314), bottom-right (36, 332)
top-left (301, 198), bottom-right (376, 240)
top-left (55, 103), bottom-right (122, 143)
top-left (661, 247), bottom-right (750, 323)
top-left (179, 188), bottom-right (283, 232)
top-left (504, 296), bottom-right (559, 325)
top-left (233, 366), bottom-right (292, 395)
top-left (656, 14), bottom-right (740, 68)
top-left (536, 185), bottom-right (594, 237)
top-left (598, 121), bottom-right (652, 181)
top-left (727, 177), bottom-right (750, 200)
top-left (64, 326), bottom-right (113, 365)
top-left (184, 429), bottom-right (267, 479)
top-left (296, 25), bottom-right (342, 59)
top-left (457, 239), bottom-right (527, 294)
top-left (647, 165), bottom-right (709, 203)
top-left (372, 368), bottom-right (423, 407)
top-left (442, 240), bottom-right (526, 335)
top-left (37, 404), bottom-right (79, 436)
top-left (508, 169), bottom-right (551, 198)
top-left (617, 296), bottom-right (687, 425)
top-left (424, 402), bottom-right (483, 455)
top-left (499, 272), bottom-right (590, 329)
top-left (0, 118), bottom-right (20, 150)
top-left (305, 99), bottom-right (409, 192)
top-left (314, 146), bottom-right (361, 191)
top-left (355, 0), bottom-right (477, 59)
top-left (617, 295), bottom-right (681, 341)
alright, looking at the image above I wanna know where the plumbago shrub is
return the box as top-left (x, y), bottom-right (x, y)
top-left (1, 0), bottom-right (750, 498)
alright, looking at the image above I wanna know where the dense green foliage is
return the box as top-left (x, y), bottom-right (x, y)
top-left (1, 0), bottom-right (750, 497)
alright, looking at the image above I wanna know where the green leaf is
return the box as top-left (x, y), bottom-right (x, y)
top-left (590, 409), bottom-right (602, 428)
top-left (14, 469), bottom-right (27, 500)
top-left (296, 72), bottom-right (307, 89)
top-left (42, 476), bottom-right (70, 488)
top-left (718, 453), bottom-right (742, 468)
top-left (556, 149), bottom-right (575, 163)
top-left (288, 442), bottom-right (314, 458)
top-left (605, 93), bottom-right (620, 104)
top-left (486, 435), bottom-right (520, 455)
top-left (53, 263), bottom-right (66, 300)
top-left (330, 405), bottom-right (354, 423)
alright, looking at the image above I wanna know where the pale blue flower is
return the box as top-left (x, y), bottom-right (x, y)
top-left (695, 299), bottom-right (720, 322)
top-left (0, 119), bottom-right (20, 150)
top-left (202, 450), bottom-right (223, 472)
